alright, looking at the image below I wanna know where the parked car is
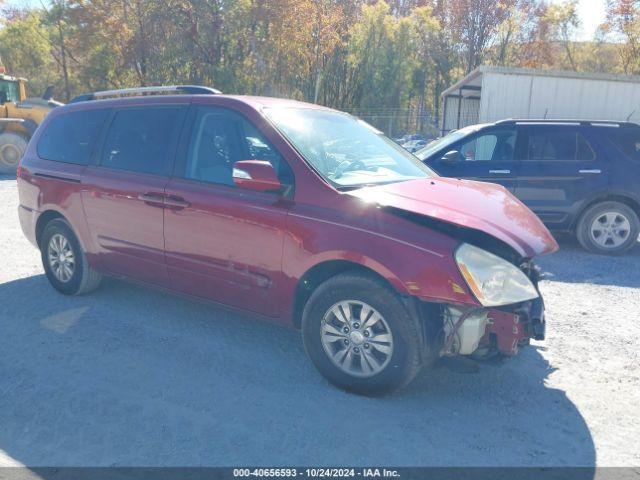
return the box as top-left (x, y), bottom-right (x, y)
top-left (416, 120), bottom-right (640, 255)
top-left (17, 87), bottom-right (558, 394)
top-left (402, 139), bottom-right (428, 153)
top-left (394, 133), bottom-right (426, 145)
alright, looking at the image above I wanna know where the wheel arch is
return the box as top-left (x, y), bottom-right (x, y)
top-left (573, 193), bottom-right (640, 230)
top-left (291, 260), bottom-right (403, 329)
top-left (35, 210), bottom-right (68, 247)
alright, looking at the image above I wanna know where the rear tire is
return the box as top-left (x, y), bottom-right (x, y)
top-left (301, 272), bottom-right (424, 396)
top-left (576, 201), bottom-right (639, 255)
top-left (0, 132), bottom-right (28, 174)
top-left (41, 218), bottom-right (102, 295)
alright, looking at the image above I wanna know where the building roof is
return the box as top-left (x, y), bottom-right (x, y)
top-left (442, 65), bottom-right (640, 97)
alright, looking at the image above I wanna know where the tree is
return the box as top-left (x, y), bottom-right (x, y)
top-left (0, 10), bottom-right (53, 95)
top-left (605, 0), bottom-right (640, 74)
top-left (544, 0), bottom-right (580, 70)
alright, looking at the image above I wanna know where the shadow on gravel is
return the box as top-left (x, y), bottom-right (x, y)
top-left (537, 236), bottom-right (640, 288)
top-left (0, 274), bottom-right (595, 469)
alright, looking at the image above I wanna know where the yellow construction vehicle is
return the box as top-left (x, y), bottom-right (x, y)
top-left (0, 63), bottom-right (61, 173)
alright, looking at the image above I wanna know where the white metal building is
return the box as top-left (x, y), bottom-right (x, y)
top-left (441, 66), bottom-right (640, 133)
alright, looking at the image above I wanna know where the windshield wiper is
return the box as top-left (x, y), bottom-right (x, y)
top-left (335, 180), bottom-right (405, 191)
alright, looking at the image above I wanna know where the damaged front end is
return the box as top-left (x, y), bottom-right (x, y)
top-left (437, 260), bottom-right (545, 359)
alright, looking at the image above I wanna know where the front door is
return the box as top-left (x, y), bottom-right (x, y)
top-left (427, 127), bottom-right (519, 191)
top-left (514, 125), bottom-right (609, 228)
top-left (81, 105), bottom-right (186, 287)
top-left (163, 105), bottom-right (293, 316)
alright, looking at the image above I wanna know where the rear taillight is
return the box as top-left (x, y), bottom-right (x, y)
top-left (16, 166), bottom-right (22, 178)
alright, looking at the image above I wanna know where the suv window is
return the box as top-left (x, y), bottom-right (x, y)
top-left (604, 128), bottom-right (640, 161)
top-left (37, 109), bottom-right (109, 165)
top-left (184, 106), bottom-right (292, 187)
top-left (526, 129), bottom-right (595, 161)
top-left (101, 106), bottom-right (183, 175)
top-left (457, 129), bottom-right (516, 161)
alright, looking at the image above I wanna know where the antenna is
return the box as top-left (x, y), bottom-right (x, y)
top-left (543, 108), bottom-right (548, 119)
top-left (626, 110), bottom-right (636, 121)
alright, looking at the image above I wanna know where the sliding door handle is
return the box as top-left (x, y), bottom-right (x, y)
top-left (138, 192), bottom-right (165, 207)
top-left (489, 169), bottom-right (511, 174)
top-left (164, 195), bottom-right (191, 209)
top-left (579, 169), bottom-right (602, 174)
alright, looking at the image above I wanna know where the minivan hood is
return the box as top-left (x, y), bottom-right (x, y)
top-left (346, 177), bottom-right (559, 258)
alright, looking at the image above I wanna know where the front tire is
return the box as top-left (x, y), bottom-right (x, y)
top-left (41, 218), bottom-right (102, 295)
top-left (301, 272), bottom-right (424, 395)
top-left (576, 201), bottom-right (639, 255)
top-left (0, 132), bottom-right (28, 174)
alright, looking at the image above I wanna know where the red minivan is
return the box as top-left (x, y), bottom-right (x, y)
top-left (17, 86), bottom-right (558, 394)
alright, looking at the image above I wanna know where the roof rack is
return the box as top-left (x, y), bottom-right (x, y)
top-left (494, 118), bottom-right (639, 127)
top-left (70, 85), bottom-right (221, 103)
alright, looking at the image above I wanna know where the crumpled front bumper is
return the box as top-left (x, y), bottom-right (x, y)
top-left (481, 297), bottom-right (546, 356)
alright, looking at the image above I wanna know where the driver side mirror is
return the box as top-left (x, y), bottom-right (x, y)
top-left (440, 150), bottom-right (460, 163)
top-left (232, 160), bottom-right (282, 193)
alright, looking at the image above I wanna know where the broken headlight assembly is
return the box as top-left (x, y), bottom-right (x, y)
top-left (455, 243), bottom-right (539, 307)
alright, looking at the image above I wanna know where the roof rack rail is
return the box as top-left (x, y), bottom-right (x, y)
top-left (494, 118), bottom-right (639, 127)
top-left (70, 85), bottom-right (221, 103)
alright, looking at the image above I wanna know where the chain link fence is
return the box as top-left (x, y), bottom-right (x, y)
top-left (345, 108), bottom-right (442, 140)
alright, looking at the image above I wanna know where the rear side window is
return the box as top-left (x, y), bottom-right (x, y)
top-left (37, 109), bottom-right (109, 165)
top-left (101, 106), bottom-right (183, 175)
top-left (605, 128), bottom-right (640, 161)
top-left (526, 129), bottom-right (595, 161)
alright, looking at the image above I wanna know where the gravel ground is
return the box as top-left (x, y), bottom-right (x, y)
top-left (0, 175), bottom-right (639, 467)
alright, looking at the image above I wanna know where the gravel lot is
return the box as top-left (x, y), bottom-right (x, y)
top-left (0, 175), bottom-right (639, 467)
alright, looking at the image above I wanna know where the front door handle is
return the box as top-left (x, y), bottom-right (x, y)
top-left (489, 169), bottom-right (511, 174)
top-left (579, 169), bottom-right (602, 174)
top-left (138, 192), bottom-right (165, 207)
top-left (164, 195), bottom-right (191, 209)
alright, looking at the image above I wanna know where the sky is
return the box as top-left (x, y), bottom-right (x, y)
top-left (3, 0), bottom-right (610, 42)
top-left (553, 0), bottom-right (608, 40)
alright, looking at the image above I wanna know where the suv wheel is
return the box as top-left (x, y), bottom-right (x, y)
top-left (41, 218), bottom-right (102, 295)
top-left (577, 201), bottom-right (639, 255)
top-left (301, 272), bottom-right (424, 395)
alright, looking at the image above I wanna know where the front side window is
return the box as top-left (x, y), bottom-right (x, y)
top-left (101, 106), bottom-right (183, 175)
top-left (526, 129), bottom-right (595, 161)
top-left (264, 107), bottom-right (435, 188)
top-left (415, 124), bottom-right (486, 160)
top-left (184, 107), bottom-right (292, 188)
top-left (457, 130), bottom-right (516, 162)
top-left (38, 109), bottom-right (109, 165)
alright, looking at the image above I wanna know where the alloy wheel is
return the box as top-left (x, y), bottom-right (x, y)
top-left (47, 233), bottom-right (76, 283)
top-left (320, 300), bottom-right (394, 378)
top-left (590, 212), bottom-right (632, 249)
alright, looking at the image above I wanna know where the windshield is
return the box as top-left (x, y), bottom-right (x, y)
top-left (0, 79), bottom-right (19, 103)
top-left (264, 107), bottom-right (435, 188)
top-left (414, 124), bottom-right (485, 160)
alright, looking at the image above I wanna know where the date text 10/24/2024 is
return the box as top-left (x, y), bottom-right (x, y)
top-left (233, 469), bottom-right (400, 478)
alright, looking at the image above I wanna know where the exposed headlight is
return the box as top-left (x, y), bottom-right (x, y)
top-left (455, 243), bottom-right (539, 307)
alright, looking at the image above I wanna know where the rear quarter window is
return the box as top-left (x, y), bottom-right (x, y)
top-left (604, 128), bottom-right (640, 161)
top-left (37, 109), bottom-right (109, 165)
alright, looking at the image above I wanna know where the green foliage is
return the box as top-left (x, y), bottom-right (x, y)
top-left (0, 11), bottom-right (54, 96)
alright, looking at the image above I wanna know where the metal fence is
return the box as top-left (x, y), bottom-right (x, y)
top-left (345, 108), bottom-right (442, 139)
